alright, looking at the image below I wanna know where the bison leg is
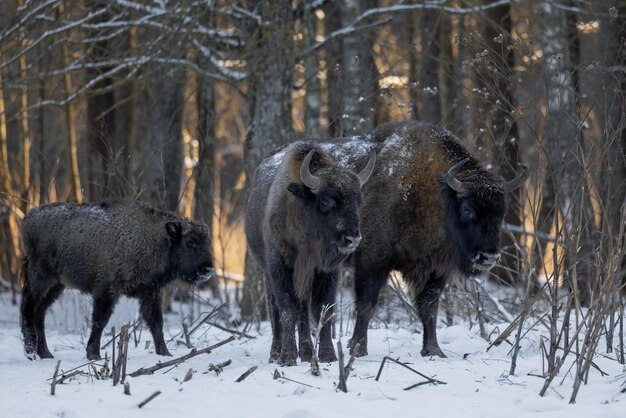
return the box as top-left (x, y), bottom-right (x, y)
top-left (414, 273), bottom-right (447, 358)
top-left (348, 262), bottom-right (389, 357)
top-left (267, 261), bottom-right (299, 366)
top-left (268, 291), bottom-right (282, 363)
top-left (140, 292), bottom-right (171, 357)
top-left (297, 301), bottom-right (313, 362)
top-left (21, 287), bottom-right (40, 360)
top-left (33, 283), bottom-right (65, 359)
top-left (87, 290), bottom-right (116, 360)
top-left (311, 270), bottom-right (338, 363)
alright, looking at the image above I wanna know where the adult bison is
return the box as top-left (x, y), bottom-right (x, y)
top-left (315, 121), bottom-right (527, 358)
top-left (20, 199), bottom-right (214, 360)
top-left (246, 141), bottom-right (375, 366)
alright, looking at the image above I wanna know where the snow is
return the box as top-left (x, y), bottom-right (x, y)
top-left (0, 289), bottom-right (624, 418)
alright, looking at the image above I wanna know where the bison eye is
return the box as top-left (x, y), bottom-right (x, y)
top-left (319, 196), bottom-right (336, 212)
top-left (460, 202), bottom-right (476, 222)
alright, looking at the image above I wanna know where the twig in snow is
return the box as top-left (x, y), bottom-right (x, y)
top-left (50, 360), bottom-right (61, 396)
top-left (337, 341), bottom-right (347, 393)
top-left (235, 365), bottom-right (258, 382)
top-left (206, 321), bottom-right (257, 339)
top-left (128, 336), bottom-right (236, 377)
top-left (208, 359), bottom-right (232, 375)
top-left (375, 356), bottom-right (446, 388)
top-left (344, 343), bottom-right (359, 378)
top-left (272, 369), bottom-right (318, 388)
top-left (310, 303), bottom-right (335, 376)
top-left (182, 323), bottom-right (192, 348)
top-left (123, 382), bottom-right (131, 395)
top-left (182, 368), bottom-right (193, 383)
top-left (137, 391), bottom-right (161, 408)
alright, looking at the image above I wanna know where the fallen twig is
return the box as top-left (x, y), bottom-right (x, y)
top-left (337, 341), bottom-right (347, 392)
top-left (50, 360), bottom-right (61, 396)
top-left (101, 321), bottom-right (139, 349)
top-left (235, 365), bottom-right (258, 382)
top-left (375, 356), bottom-right (446, 388)
top-left (182, 368), bottom-right (194, 383)
top-left (206, 321), bottom-right (257, 339)
top-left (128, 336), bottom-right (236, 378)
top-left (344, 343), bottom-right (359, 378)
top-left (273, 369), bottom-right (318, 388)
top-left (137, 391), bottom-right (161, 408)
top-left (310, 304), bottom-right (335, 377)
top-left (209, 359), bottom-right (232, 375)
top-left (123, 382), bottom-right (131, 395)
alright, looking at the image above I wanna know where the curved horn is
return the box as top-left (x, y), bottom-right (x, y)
top-left (505, 164), bottom-right (529, 192)
top-left (300, 149), bottom-right (321, 190)
top-left (446, 157), bottom-right (470, 193)
top-left (357, 150), bottom-right (376, 186)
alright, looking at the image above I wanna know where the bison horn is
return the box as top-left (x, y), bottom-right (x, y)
top-left (505, 164), bottom-right (529, 192)
top-left (300, 149), bottom-right (321, 190)
top-left (357, 150), bottom-right (376, 186)
top-left (446, 157), bottom-right (470, 193)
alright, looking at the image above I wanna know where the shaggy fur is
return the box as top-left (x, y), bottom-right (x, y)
top-left (20, 199), bottom-right (213, 360)
top-left (246, 141), bottom-right (369, 366)
top-left (314, 121), bottom-right (521, 358)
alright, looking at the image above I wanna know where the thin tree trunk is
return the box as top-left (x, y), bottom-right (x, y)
top-left (0, 69), bottom-right (21, 303)
top-left (324, 1), bottom-right (343, 136)
top-left (419, 8), bottom-right (442, 124)
top-left (303, 6), bottom-right (322, 136)
top-left (241, 0), bottom-right (295, 320)
top-left (194, 72), bottom-right (220, 298)
top-left (58, 3), bottom-right (82, 204)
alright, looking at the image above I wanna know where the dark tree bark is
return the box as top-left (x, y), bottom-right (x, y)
top-left (325, 1), bottom-right (343, 137)
top-left (419, 8), bottom-right (442, 124)
top-left (303, 6), bottom-right (322, 136)
top-left (241, 0), bottom-right (295, 320)
top-left (476, 2), bottom-right (523, 284)
top-left (194, 71), bottom-right (220, 298)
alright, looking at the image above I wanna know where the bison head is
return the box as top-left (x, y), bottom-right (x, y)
top-left (166, 221), bottom-right (215, 285)
top-left (287, 149), bottom-right (376, 256)
top-left (439, 158), bottom-right (528, 276)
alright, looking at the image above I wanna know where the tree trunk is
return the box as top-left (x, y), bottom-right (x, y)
top-left (58, 3), bottom-right (83, 204)
top-left (241, 0), bottom-right (295, 320)
top-left (303, 6), bottom-right (322, 136)
top-left (0, 69), bottom-right (20, 303)
top-left (194, 71), bottom-right (220, 298)
top-left (477, 2), bottom-right (522, 284)
top-left (419, 8), bottom-right (442, 124)
top-left (324, 1), bottom-right (343, 137)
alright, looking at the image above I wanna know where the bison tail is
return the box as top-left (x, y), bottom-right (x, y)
top-left (19, 257), bottom-right (28, 289)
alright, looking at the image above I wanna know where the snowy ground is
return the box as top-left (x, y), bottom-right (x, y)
top-left (0, 289), bottom-right (624, 418)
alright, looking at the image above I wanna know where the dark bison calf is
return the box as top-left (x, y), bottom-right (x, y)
top-left (246, 142), bottom-right (375, 366)
top-left (20, 199), bottom-right (214, 360)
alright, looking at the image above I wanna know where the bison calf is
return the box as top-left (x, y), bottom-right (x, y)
top-left (20, 199), bottom-right (214, 360)
top-left (246, 142), bottom-right (375, 366)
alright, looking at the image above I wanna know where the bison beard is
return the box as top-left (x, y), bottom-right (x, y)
top-left (246, 142), bottom-right (374, 366)
top-left (310, 121), bottom-right (527, 359)
top-left (20, 199), bottom-right (214, 361)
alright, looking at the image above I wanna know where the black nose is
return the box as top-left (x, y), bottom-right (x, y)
top-left (342, 231), bottom-right (362, 248)
top-left (477, 252), bottom-right (500, 266)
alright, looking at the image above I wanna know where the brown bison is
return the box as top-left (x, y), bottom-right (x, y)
top-left (245, 141), bottom-right (375, 365)
top-left (20, 199), bottom-right (214, 360)
top-left (315, 121), bottom-right (527, 358)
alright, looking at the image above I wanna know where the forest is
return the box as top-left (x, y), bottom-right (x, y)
top-left (0, 0), bottom-right (625, 414)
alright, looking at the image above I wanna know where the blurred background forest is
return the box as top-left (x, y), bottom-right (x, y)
top-left (0, 0), bottom-right (624, 323)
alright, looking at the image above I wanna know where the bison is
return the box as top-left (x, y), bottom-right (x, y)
top-left (245, 141), bottom-right (375, 365)
top-left (314, 121), bottom-right (527, 358)
top-left (20, 199), bottom-right (214, 360)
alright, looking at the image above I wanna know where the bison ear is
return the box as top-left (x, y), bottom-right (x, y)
top-left (165, 221), bottom-right (182, 241)
top-left (288, 182), bottom-right (312, 199)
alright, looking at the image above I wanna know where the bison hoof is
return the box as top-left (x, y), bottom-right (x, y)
top-left (299, 340), bottom-right (313, 362)
top-left (318, 349), bottom-right (338, 363)
top-left (156, 347), bottom-right (172, 357)
top-left (23, 349), bottom-right (38, 361)
top-left (37, 348), bottom-right (54, 359)
top-left (348, 340), bottom-right (368, 357)
top-left (87, 351), bottom-right (102, 361)
top-left (421, 346), bottom-right (447, 358)
top-left (278, 352), bottom-right (297, 367)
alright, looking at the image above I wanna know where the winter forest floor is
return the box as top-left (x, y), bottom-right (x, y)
top-left (0, 287), bottom-right (624, 418)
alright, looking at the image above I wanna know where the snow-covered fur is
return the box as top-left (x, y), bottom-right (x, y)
top-left (246, 141), bottom-right (372, 366)
top-left (314, 121), bottom-right (525, 358)
top-left (20, 199), bottom-right (213, 361)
